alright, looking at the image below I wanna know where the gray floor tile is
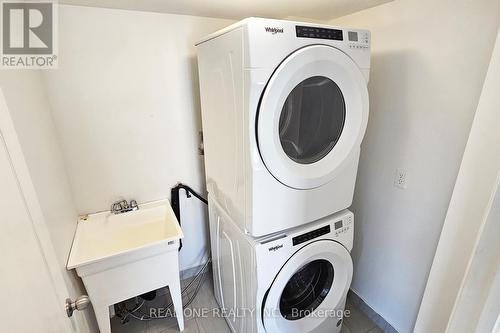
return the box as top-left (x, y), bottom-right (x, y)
top-left (189, 277), bottom-right (219, 310)
top-left (111, 274), bottom-right (225, 333)
top-left (195, 315), bottom-right (231, 333)
top-left (159, 318), bottom-right (199, 333)
top-left (107, 273), bottom-right (382, 333)
top-left (111, 314), bottom-right (148, 333)
top-left (189, 277), bottom-right (230, 333)
top-left (147, 316), bottom-right (182, 333)
top-left (344, 301), bottom-right (377, 333)
top-left (145, 293), bottom-right (193, 333)
top-left (346, 292), bottom-right (398, 333)
top-left (340, 323), bottom-right (354, 333)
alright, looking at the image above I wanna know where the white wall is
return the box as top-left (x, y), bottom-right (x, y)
top-left (0, 71), bottom-right (96, 332)
top-left (416, 29), bottom-right (500, 333)
top-left (330, 1), bottom-right (500, 332)
top-left (42, 5), bottom-right (234, 271)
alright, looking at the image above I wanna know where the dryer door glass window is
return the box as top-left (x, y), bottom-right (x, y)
top-left (279, 259), bottom-right (334, 320)
top-left (279, 76), bottom-right (345, 164)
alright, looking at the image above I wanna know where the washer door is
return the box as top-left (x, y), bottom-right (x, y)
top-left (262, 240), bottom-right (353, 333)
top-left (257, 45), bottom-right (368, 189)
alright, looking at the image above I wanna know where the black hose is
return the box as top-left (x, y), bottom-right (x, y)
top-left (170, 183), bottom-right (208, 251)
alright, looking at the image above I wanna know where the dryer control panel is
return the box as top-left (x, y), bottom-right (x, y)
top-left (296, 25), bottom-right (343, 40)
top-left (347, 30), bottom-right (370, 50)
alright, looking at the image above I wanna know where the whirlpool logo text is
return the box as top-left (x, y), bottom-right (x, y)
top-left (268, 244), bottom-right (283, 252)
top-left (264, 27), bottom-right (284, 34)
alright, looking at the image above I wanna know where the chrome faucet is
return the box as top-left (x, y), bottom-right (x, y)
top-left (111, 199), bottom-right (139, 214)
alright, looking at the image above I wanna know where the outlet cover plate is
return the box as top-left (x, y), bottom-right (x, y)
top-left (394, 168), bottom-right (408, 189)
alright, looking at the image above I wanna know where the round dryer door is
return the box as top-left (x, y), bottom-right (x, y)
top-left (257, 45), bottom-right (369, 189)
top-left (262, 240), bottom-right (353, 333)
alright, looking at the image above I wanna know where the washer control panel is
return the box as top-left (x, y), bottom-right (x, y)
top-left (334, 214), bottom-right (353, 237)
top-left (292, 225), bottom-right (331, 246)
top-left (347, 30), bottom-right (370, 50)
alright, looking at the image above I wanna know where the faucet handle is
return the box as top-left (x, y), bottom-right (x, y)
top-left (130, 200), bottom-right (138, 210)
top-left (111, 201), bottom-right (123, 213)
top-left (121, 199), bottom-right (129, 209)
top-left (111, 199), bottom-right (138, 214)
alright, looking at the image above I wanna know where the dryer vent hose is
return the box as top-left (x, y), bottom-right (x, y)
top-left (170, 183), bottom-right (208, 251)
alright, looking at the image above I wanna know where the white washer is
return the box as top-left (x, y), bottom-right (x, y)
top-left (197, 18), bottom-right (370, 237)
top-left (209, 196), bottom-right (354, 333)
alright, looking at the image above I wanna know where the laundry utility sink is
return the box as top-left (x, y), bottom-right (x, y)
top-left (67, 199), bottom-right (185, 333)
top-left (67, 199), bottom-right (183, 269)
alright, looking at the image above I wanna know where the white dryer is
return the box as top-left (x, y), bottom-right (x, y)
top-left (197, 18), bottom-right (370, 236)
top-left (209, 196), bottom-right (354, 333)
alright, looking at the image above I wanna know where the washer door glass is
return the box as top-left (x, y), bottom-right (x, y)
top-left (280, 259), bottom-right (334, 320)
top-left (262, 240), bottom-right (353, 333)
top-left (279, 76), bottom-right (345, 165)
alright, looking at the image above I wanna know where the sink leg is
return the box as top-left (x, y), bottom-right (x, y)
top-left (171, 279), bottom-right (185, 331)
top-left (94, 304), bottom-right (111, 333)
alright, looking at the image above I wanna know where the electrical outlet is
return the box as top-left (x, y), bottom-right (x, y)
top-left (394, 168), bottom-right (408, 189)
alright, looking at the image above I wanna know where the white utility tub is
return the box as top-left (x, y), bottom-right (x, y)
top-left (67, 199), bottom-right (184, 333)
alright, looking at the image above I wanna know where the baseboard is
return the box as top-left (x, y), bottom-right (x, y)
top-left (348, 289), bottom-right (400, 333)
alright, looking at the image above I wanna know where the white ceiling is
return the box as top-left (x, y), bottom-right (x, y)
top-left (59, 0), bottom-right (393, 22)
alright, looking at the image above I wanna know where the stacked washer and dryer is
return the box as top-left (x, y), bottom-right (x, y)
top-left (196, 18), bottom-right (370, 333)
